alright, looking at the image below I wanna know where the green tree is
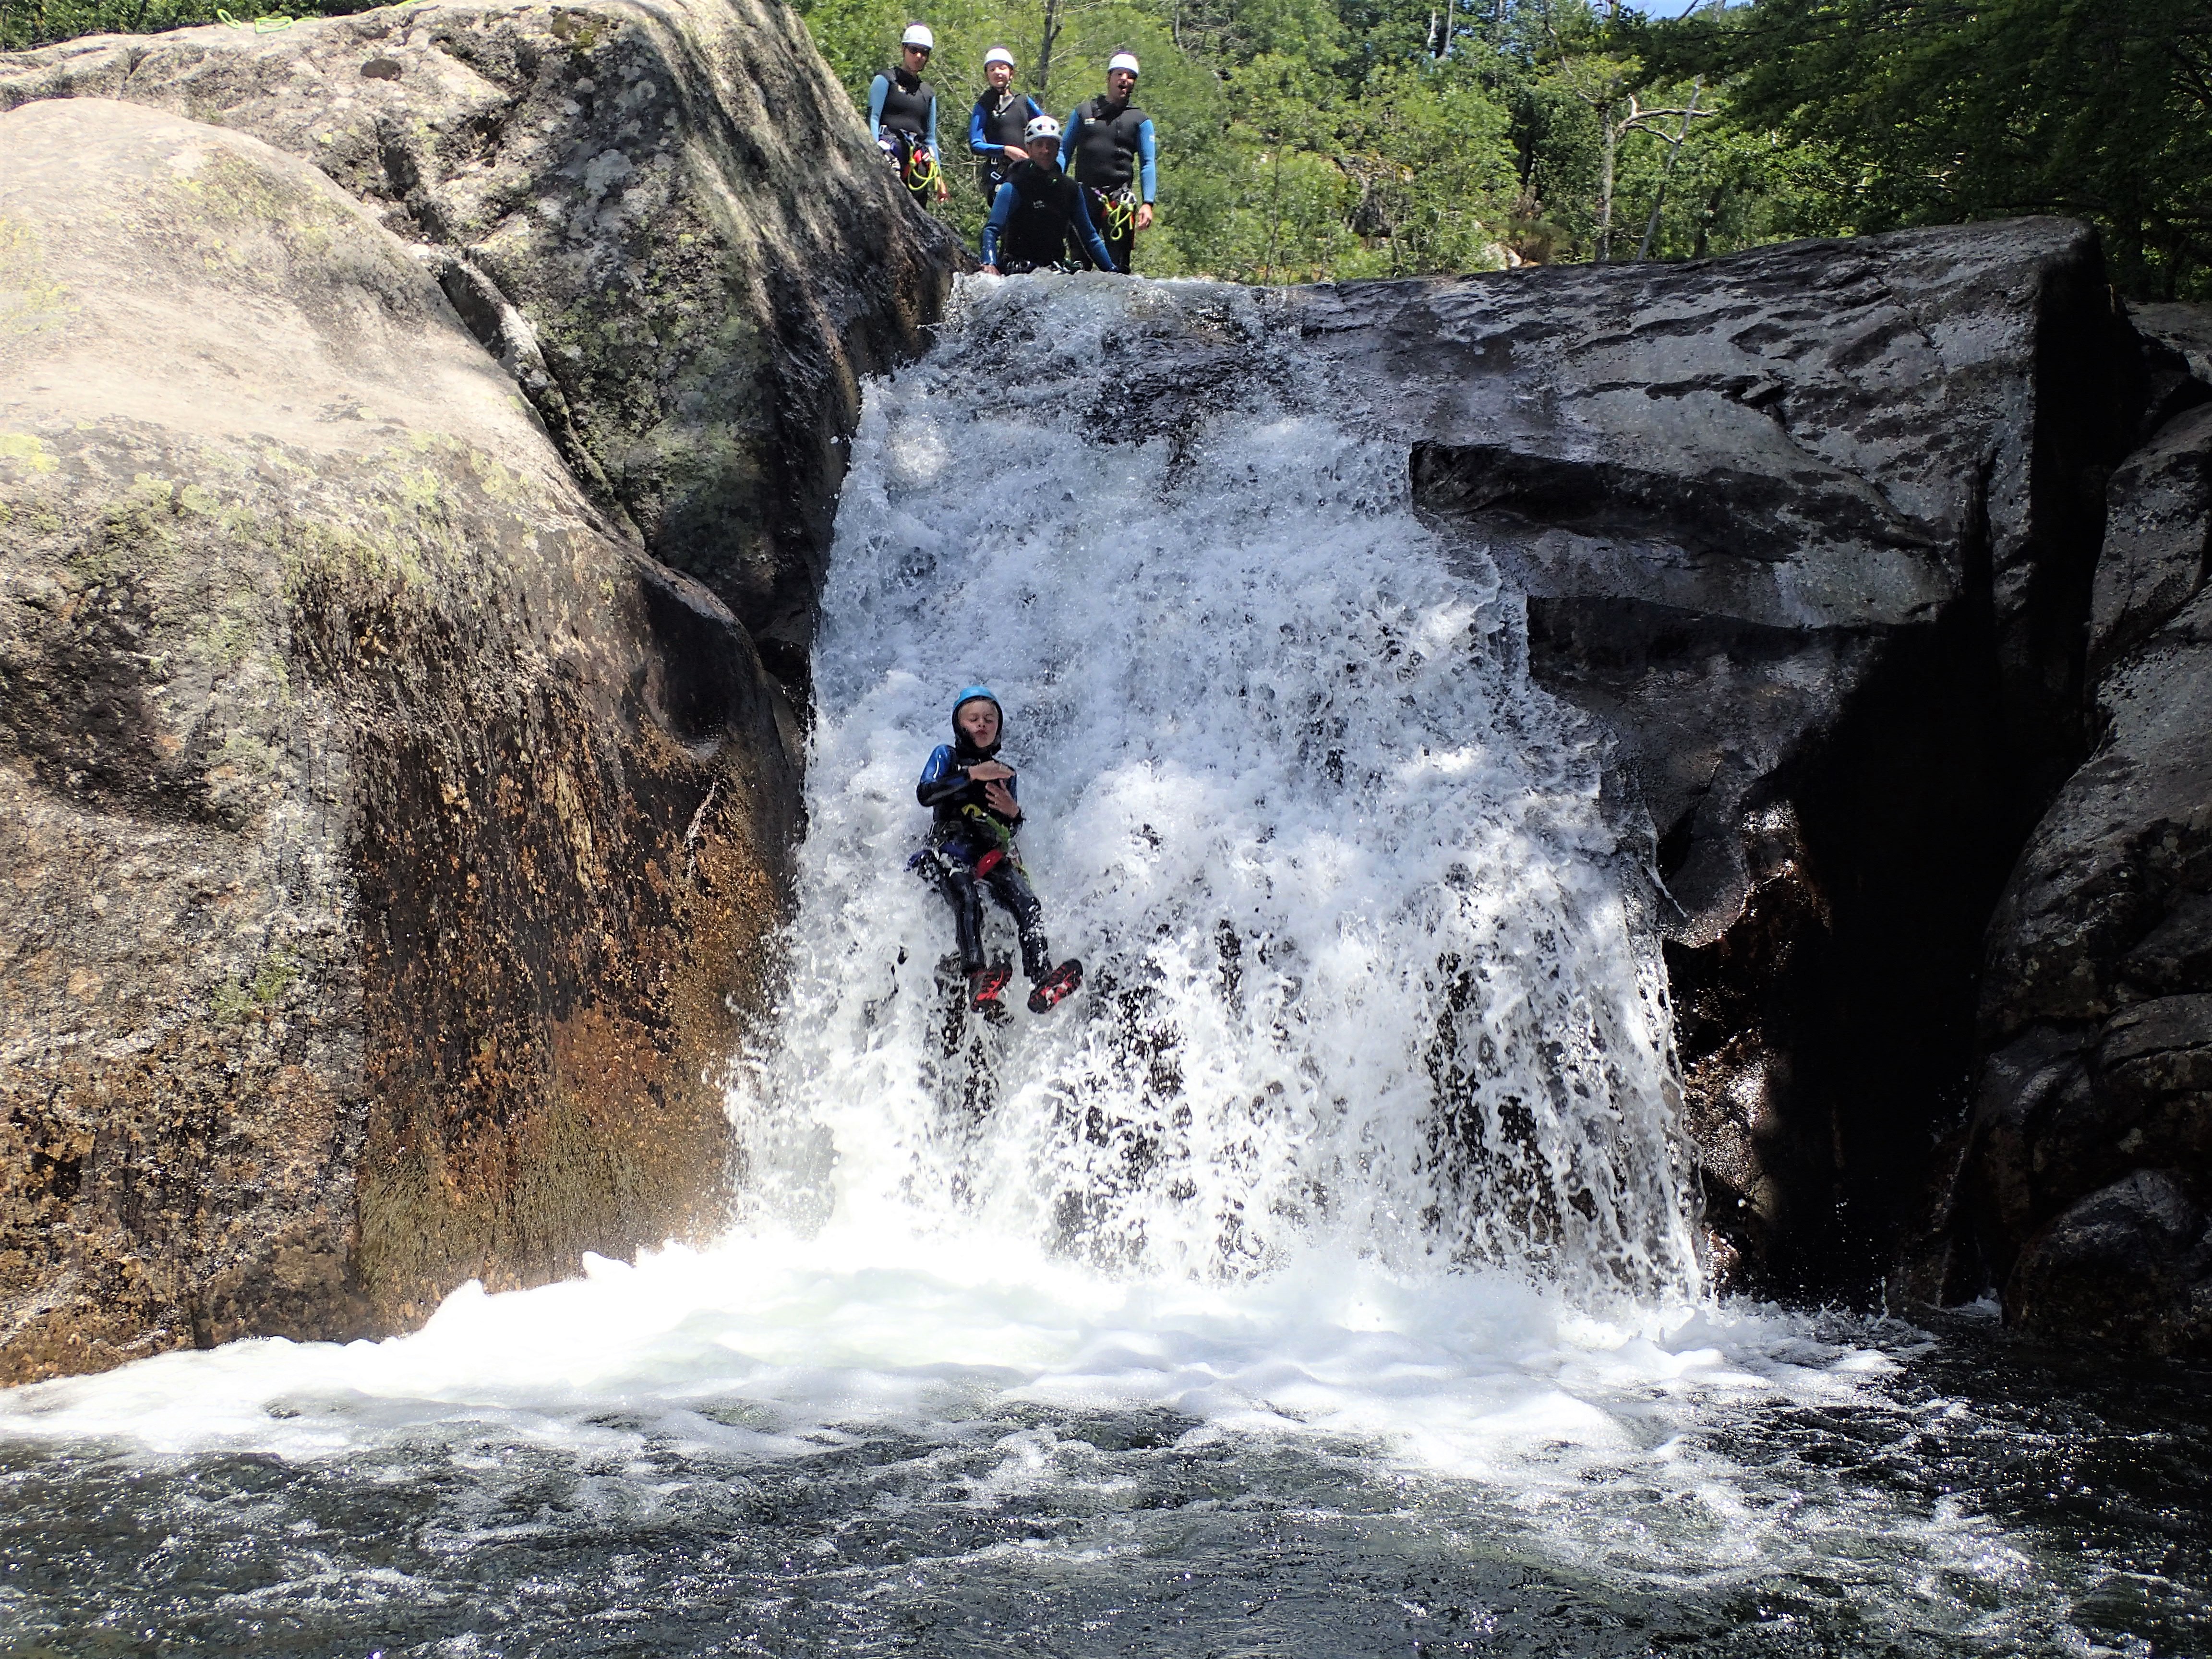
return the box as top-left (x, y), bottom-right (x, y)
top-left (1633, 0), bottom-right (2212, 298)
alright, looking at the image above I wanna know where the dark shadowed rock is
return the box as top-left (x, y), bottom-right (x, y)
top-left (1279, 222), bottom-right (2140, 1292)
top-left (2089, 404), bottom-right (2212, 676)
top-left (0, 0), bottom-right (960, 690)
top-left (2131, 302), bottom-right (2212, 388)
top-left (2007, 1169), bottom-right (2212, 1356)
top-left (0, 98), bottom-right (797, 1382)
top-left (1943, 295), bottom-right (2212, 1353)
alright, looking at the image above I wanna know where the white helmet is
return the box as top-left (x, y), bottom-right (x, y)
top-left (901, 23), bottom-right (934, 49)
top-left (1023, 113), bottom-right (1061, 142)
top-left (1107, 50), bottom-right (1140, 74)
top-left (983, 45), bottom-right (1015, 68)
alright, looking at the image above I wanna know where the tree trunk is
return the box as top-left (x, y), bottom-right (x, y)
top-left (1595, 115), bottom-right (1617, 262)
top-left (1034, 0), bottom-right (1061, 98)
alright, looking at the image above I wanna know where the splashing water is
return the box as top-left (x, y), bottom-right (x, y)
top-left (735, 276), bottom-right (1699, 1304)
top-left (4, 278), bottom-right (2206, 1659)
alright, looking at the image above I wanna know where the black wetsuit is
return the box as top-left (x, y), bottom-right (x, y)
top-left (1060, 95), bottom-right (1156, 273)
top-left (980, 160), bottom-right (1117, 274)
top-left (917, 738), bottom-right (1053, 981)
top-left (871, 66), bottom-right (940, 204)
top-left (969, 87), bottom-right (1041, 205)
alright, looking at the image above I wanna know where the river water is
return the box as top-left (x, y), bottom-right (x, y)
top-left (2, 278), bottom-right (2207, 1658)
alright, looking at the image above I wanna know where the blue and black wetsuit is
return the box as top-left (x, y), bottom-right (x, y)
top-left (969, 86), bottom-right (1043, 206)
top-left (868, 65), bottom-right (940, 203)
top-left (980, 159), bottom-right (1117, 273)
top-left (1058, 96), bottom-right (1156, 272)
top-left (917, 713), bottom-right (1054, 983)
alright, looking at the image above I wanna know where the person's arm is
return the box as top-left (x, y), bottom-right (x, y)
top-left (1059, 108), bottom-right (1080, 171)
top-left (1137, 118), bottom-right (1157, 203)
top-left (979, 180), bottom-right (1016, 268)
top-left (1070, 186), bottom-right (1117, 271)
top-left (926, 93), bottom-right (938, 152)
top-left (969, 97), bottom-right (993, 156)
top-left (918, 745), bottom-right (969, 807)
top-left (866, 74), bottom-right (889, 136)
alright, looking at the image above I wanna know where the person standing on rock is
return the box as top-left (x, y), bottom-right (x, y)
top-left (1058, 52), bottom-right (1156, 274)
top-left (978, 116), bottom-right (1118, 276)
top-left (968, 46), bottom-right (1042, 209)
top-left (868, 24), bottom-right (949, 207)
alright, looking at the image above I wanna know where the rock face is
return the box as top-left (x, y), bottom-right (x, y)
top-left (0, 0), bottom-right (959, 689)
top-left (1934, 311), bottom-right (2212, 1355)
top-left (1283, 220), bottom-right (2141, 1293)
top-left (0, 94), bottom-right (808, 1381)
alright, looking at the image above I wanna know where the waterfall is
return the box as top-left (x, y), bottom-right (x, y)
top-left (733, 275), bottom-right (1701, 1308)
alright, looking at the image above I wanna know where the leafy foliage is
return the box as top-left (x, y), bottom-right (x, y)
top-left (7, 0), bottom-right (2198, 294)
top-left (1632, 0), bottom-right (2212, 298)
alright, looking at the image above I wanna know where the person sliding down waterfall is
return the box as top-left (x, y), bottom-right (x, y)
top-left (910, 686), bottom-right (1082, 1014)
top-left (978, 116), bottom-right (1118, 276)
top-left (1058, 51), bottom-right (1155, 273)
top-left (868, 24), bottom-right (948, 207)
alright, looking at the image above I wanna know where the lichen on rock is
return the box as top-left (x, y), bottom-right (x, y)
top-left (0, 95), bottom-right (799, 1381)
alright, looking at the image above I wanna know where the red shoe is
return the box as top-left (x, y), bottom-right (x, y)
top-left (1027, 960), bottom-right (1082, 1014)
top-left (968, 964), bottom-right (1011, 1010)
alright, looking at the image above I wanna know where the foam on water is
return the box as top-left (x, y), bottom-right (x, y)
top-left (7, 277), bottom-right (2168, 1655)
top-left (734, 274), bottom-right (1698, 1303)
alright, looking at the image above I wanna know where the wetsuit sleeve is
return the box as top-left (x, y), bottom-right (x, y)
top-left (918, 744), bottom-right (967, 806)
top-left (980, 181), bottom-right (1017, 266)
top-left (1059, 108), bottom-right (1080, 170)
top-left (1138, 118), bottom-right (1157, 203)
top-left (867, 74), bottom-right (889, 137)
top-left (969, 97), bottom-right (992, 156)
top-left (1070, 187), bottom-right (1117, 272)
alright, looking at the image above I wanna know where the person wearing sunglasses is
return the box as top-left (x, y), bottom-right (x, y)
top-left (867, 24), bottom-right (949, 205)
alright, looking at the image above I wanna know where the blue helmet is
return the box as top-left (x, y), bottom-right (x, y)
top-left (951, 684), bottom-right (1001, 721)
top-left (950, 685), bottom-right (1004, 749)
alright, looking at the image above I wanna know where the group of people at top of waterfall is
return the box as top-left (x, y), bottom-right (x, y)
top-left (868, 24), bottom-right (1157, 277)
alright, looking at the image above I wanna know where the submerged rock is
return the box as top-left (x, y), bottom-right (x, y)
top-left (1285, 221), bottom-right (2140, 1294)
top-left (0, 98), bottom-right (796, 1380)
top-left (0, 0), bottom-right (959, 690)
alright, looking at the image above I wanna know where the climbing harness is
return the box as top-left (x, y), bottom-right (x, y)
top-left (1099, 185), bottom-right (1138, 240)
top-left (878, 132), bottom-right (941, 197)
top-left (904, 141), bottom-right (941, 195)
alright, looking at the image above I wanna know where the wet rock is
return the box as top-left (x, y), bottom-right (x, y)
top-left (2088, 404), bottom-right (2212, 676)
top-left (0, 0), bottom-right (960, 691)
top-left (1948, 298), bottom-right (2212, 1353)
top-left (2130, 301), bottom-right (2212, 389)
top-left (1283, 221), bottom-right (2140, 1293)
top-left (2007, 1170), bottom-right (2212, 1356)
top-left (0, 98), bottom-right (796, 1382)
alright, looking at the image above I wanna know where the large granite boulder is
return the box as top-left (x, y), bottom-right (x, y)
top-left (0, 97), bottom-right (798, 1381)
top-left (1934, 361), bottom-right (2212, 1353)
top-left (1282, 221), bottom-right (2141, 1292)
top-left (0, 0), bottom-right (959, 689)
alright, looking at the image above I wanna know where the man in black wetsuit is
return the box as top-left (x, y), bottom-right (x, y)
top-left (978, 115), bottom-right (1118, 276)
top-left (912, 686), bottom-right (1081, 1013)
top-left (868, 24), bottom-right (948, 206)
top-left (967, 46), bottom-right (1041, 208)
top-left (1058, 51), bottom-right (1157, 273)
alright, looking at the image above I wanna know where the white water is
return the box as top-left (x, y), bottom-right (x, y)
top-left (0, 278), bottom-right (2079, 1643)
top-left (735, 275), bottom-right (1698, 1303)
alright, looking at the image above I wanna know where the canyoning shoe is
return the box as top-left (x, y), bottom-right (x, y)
top-left (968, 964), bottom-right (1012, 1011)
top-left (1027, 960), bottom-right (1082, 1014)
